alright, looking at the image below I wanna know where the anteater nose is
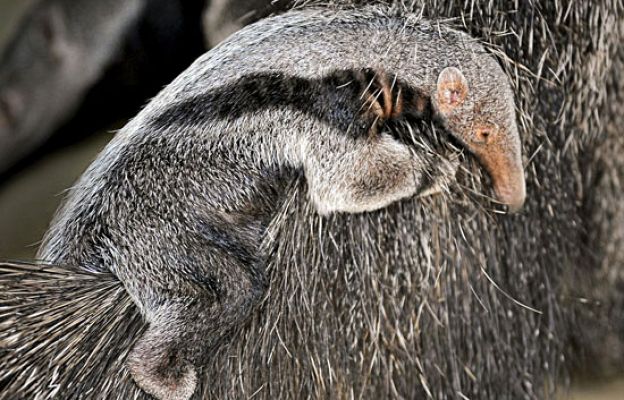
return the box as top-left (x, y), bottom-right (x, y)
top-left (496, 178), bottom-right (526, 213)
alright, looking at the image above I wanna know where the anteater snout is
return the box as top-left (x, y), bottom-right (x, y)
top-left (475, 142), bottom-right (526, 212)
top-left (495, 175), bottom-right (526, 212)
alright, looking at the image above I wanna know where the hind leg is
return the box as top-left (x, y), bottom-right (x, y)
top-left (126, 257), bottom-right (265, 400)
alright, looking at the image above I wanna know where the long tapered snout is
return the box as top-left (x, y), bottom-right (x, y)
top-left (474, 141), bottom-right (526, 212)
top-left (434, 67), bottom-right (526, 211)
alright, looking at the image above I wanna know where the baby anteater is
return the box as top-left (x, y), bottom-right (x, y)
top-left (34, 8), bottom-right (523, 400)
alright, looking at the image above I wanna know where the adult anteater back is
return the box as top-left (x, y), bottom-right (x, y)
top-left (1, 1), bottom-right (623, 400)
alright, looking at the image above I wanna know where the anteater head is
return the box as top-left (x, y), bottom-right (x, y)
top-left (432, 65), bottom-right (526, 212)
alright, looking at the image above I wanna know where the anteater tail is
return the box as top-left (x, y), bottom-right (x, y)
top-left (0, 261), bottom-right (147, 399)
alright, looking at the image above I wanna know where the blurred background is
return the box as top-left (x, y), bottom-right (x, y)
top-left (0, 1), bottom-right (621, 398)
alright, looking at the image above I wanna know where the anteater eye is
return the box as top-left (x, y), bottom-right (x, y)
top-left (475, 129), bottom-right (491, 144)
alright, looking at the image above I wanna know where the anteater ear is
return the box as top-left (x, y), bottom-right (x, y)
top-left (436, 67), bottom-right (468, 110)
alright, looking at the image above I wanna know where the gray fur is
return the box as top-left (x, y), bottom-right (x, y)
top-left (33, 8), bottom-right (520, 399)
top-left (0, 1), bottom-right (623, 400)
top-left (571, 30), bottom-right (624, 377)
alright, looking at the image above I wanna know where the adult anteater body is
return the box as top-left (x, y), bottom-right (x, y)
top-left (1, 1), bottom-right (623, 399)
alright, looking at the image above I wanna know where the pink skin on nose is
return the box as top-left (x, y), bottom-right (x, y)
top-left (473, 141), bottom-right (526, 212)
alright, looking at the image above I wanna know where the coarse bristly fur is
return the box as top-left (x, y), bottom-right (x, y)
top-left (32, 6), bottom-right (522, 399)
top-left (1, 1), bottom-right (623, 400)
